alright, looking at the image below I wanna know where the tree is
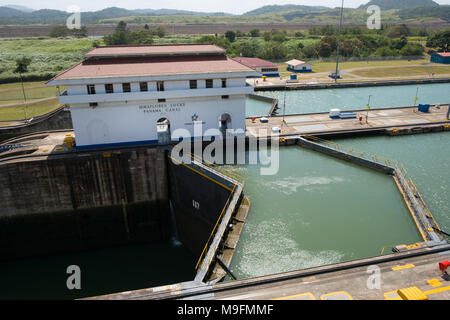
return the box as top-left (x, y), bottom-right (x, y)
top-left (426, 30), bottom-right (450, 52)
top-left (104, 21), bottom-right (130, 45)
top-left (301, 45), bottom-right (319, 59)
top-left (155, 25), bottom-right (168, 38)
top-left (320, 35), bottom-right (338, 52)
top-left (225, 30), bottom-right (236, 43)
top-left (195, 35), bottom-right (231, 50)
top-left (116, 21), bottom-right (128, 33)
top-left (318, 42), bottom-right (332, 58)
top-left (375, 46), bottom-right (394, 57)
top-left (249, 29), bottom-right (260, 37)
top-left (49, 25), bottom-right (69, 38)
top-left (400, 43), bottom-right (424, 57)
top-left (262, 32), bottom-right (271, 42)
top-left (271, 30), bottom-right (286, 43)
top-left (72, 26), bottom-right (88, 38)
top-left (391, 36), bottom-right (408, 50)
top-left (14, 57), bottom-right (32, 74)
top-left (386, 24), bottom-right (410, 38)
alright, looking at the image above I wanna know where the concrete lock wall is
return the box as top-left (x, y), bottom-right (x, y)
top-left (167, 158), bottom-right (235, 259)
top-left (0, 147), bottom-right (171, 260)
top-left (0, 145), bottom-right (234, 261)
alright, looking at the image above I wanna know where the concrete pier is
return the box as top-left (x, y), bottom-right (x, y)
top-left (252, 77), bottom-right (450, 91)
top-left (247, 105), bottom-right (450, 139)
top-left (85, 243), bottom-right (450, 300)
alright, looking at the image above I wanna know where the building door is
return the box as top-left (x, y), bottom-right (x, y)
top-left (218, 113), bottom-right (232, 136)
top-left (156, 118), bottom-right (171, 144)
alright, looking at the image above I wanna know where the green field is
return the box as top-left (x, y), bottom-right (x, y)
top-left (0, 38), bottom-right (100, 83)
top-left (0, 97), bottom-right (60, 121)
top-left (0, 81), bottom-right (61, 121)
top-left (350, 65), bottom-right (450, 78)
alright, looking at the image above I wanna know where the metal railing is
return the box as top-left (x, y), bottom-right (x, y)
top-left (302, 134), bottom-right (399, 168)
top-left (194, 182), bottom-right (238, 272)
top-left (190, 152), bottom-right (244, 185)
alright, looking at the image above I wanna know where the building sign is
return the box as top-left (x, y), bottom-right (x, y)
top-left (139, 102), bottom-right (185, 114)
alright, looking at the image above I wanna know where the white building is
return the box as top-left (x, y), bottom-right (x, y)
top-left (286, 59), bottom-right (312, 73)
top-left (46, 44), bottom-right (257, 149)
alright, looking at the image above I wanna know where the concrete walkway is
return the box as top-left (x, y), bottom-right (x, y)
top-left (246, 105), bottom-right (450, 138)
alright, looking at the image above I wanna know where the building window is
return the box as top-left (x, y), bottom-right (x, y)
top-left (158, 99), bottom-right (166, 103)
top-left (87, 84), bottom-right (96, 95)
top-left (89, 102), bottom-right (98, 107)
top-left (261, 68), bottom-right (278, 73)
top-left (157, 81), bottom-right (165, 92)
top-left (221, 95), bottom-right (229, 99)
top-left (105, 84), bottom-right (114, 94)
top-left (139, 82), bottom-right (148, 92)
top-left (206, 79), bottom-right (213, 88)
top-left (122, 83), bottom-right (131, 93)
top-left (189, 80), bottom-right (197, 89)
top-left (221, 79), bottom-right (227, 88)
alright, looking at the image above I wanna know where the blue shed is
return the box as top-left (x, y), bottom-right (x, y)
top-left (430, 53), bottom-right (450, 64)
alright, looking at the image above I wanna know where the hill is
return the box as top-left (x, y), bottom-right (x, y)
top-left (4, 5), bottom-right (35, 12)
top-left (359, 0), bottom-right (439, 10)
top-left (243, 4), bottom-right (329, 15)
top-left (0, 6), bottom-right (233, 24)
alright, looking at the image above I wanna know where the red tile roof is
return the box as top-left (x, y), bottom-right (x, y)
top-left (85, 44), bottom-right (226, 58)
top-left (232, 57), bottom-right (279, 69)
top-left (50, 55), bottom-right (254, 81)
top-left (436, 52), bottom-right (450, 57)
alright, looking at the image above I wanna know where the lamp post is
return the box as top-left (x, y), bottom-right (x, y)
top-left (366, 94), bottom-right (372, 124)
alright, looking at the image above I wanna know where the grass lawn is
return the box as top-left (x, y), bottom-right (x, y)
top-left (276, 59), bottom-right (432, 76)
top-left (0, 97), bottom-right (60, 121)
top-left (309, 59), bottom-right (431, 73)
top-left (0, 82), bottom-right (58, 102)
top-left (350, 65), bottom-right (450, 78)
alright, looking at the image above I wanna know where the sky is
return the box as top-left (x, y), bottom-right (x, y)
top-left (1, 0), bottom-right (450, 14)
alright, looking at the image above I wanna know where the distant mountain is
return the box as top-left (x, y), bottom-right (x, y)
top-left (4, 4), bottom-right (35, 12)
top-left (359, 0), bottom-right (439, 10)
top-left (398, 5), bottom-right (450, 21)
top-left (0, 6), bottom-right (232, 24)
top-left (243, 4), bottom-right (330, 15)
top-left (132, 8), bottom-right (232, 16)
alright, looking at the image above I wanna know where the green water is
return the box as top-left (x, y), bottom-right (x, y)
top-left (227, 146), bottom-right (422, 279)
top-left (246, 83), bottom-right (450, 116)
top-left (335, 133), bottom-right (450, 232)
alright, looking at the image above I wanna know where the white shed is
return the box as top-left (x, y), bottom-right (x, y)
top-left (286, 59), bottom-right (312, 73)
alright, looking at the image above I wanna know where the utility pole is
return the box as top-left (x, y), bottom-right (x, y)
top-left (281, 92), bottom-right (287, 127)
top-left (19, 72), bottom-right (28, 122)
top-left (334, 0), bottom-right (344, 83)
